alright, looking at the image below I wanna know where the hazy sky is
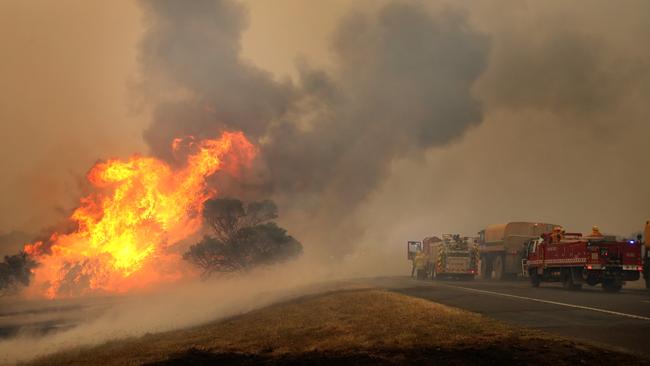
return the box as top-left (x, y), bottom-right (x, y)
top-left (1, 1), bottom-right (648, 260)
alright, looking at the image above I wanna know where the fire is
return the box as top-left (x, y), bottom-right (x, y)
top-left (24, 131), bottom-right (256, 298)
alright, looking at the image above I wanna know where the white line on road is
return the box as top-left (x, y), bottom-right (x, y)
top-left (443, 284), bottom-right (650, 321)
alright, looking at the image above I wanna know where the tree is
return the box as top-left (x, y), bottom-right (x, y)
top-left (184, 198), bottom-right (302, 277)
top-left (0, 252), bottom-right (37, 296)
top-left (202, 199), bottom-right (279, 241)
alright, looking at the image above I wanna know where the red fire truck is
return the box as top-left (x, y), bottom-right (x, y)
top-left (523, 229), bottom-right (643, 292)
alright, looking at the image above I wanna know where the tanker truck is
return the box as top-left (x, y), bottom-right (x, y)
top-left (478, 222), bottom-right (557, 280)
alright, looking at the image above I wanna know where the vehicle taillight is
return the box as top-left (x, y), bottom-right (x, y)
top-left (586, 265), bottom-right (593, 270)
top-left (638, 266), bottom-right (643, 271)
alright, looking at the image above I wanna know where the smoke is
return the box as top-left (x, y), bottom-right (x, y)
top-left (138, 0), bottom-right (489, 256)
top-left (1, 0), bottom-right (649, 362)
top-left (478, 11), bottom-right (646, 123)
top-left (352, 1), bottom-right (650, 260)
top-left (0, 258), bottom-right (379, 364)
top-left (0, 232), bottom-right (32, 258)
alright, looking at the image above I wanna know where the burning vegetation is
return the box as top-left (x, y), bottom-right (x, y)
top-left (0, 131), bottom-right (304, 299)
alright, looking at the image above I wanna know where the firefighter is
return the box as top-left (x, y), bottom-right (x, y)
top-left (552, 226), bottom-right (564, 243)
top-left (414, 251), bottom-right (428, 280)
top-left (591, 225), bottom-right (603, 237)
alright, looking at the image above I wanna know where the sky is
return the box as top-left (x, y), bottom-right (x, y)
top-left (1, 0), bottom-right (649, 263)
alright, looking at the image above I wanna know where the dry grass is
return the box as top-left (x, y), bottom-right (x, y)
top-left (27, 289), bottom-right (648, 365)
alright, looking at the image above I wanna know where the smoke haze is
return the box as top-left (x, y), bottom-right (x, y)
top-left (0, 0), bottom-right (649, 362)
top-left (0, 259), bottom-right (376, 364)
top-left (0, 0), bottom-right (648, 268)
top-left (138, 0), bottom-right (489, 258)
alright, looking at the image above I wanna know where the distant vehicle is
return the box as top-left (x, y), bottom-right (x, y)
top-left (523, 228), bottom-right (643, 292)
top-left (408, 234), bottom-right (478, 280)
top-left (478, 222), bottom-right (557, 280)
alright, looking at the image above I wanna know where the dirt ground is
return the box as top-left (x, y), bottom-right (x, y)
top-left (28, 289), bottom-right (649, 366)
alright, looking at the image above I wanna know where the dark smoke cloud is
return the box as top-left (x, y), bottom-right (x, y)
top-left (139, 0), bottom-right (295, 159)
top-left (482, 28), bottom-right (635, 117)
top-left (138, 0), bottom-right (488, 255)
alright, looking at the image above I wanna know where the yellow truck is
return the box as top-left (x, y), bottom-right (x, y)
top-left (408, 235), bottom-right (478, 280)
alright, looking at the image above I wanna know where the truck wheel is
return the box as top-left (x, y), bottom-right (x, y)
top-left (492, 256), bottom-right (504, 281)
top-left (561, 272), bottom-right (570, 290)
top-left (479, 258), bottom-right (491, 280)
top-left (562, 270), bottom-right (582, 291)
top-left (530, 272), bottom-right (540, 287)
top-left (602, 280), bottom-right (622, 293)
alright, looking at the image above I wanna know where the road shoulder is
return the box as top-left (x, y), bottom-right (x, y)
top-left (29, 289), bottom-right (649, 366)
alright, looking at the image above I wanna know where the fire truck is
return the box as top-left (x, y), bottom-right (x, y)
top-left (408, 234), bottom-right (478, 280)
top-left (523, 228), bottom-right (643, 292)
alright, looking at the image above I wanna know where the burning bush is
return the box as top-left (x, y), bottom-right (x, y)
top-left (183, 198), bottom-right (302, 277)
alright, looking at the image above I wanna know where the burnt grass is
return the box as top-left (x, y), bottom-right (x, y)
top-left (150, 341), bottom-right (646, 366)
top-left (29, 289), bottom-right (649, 366)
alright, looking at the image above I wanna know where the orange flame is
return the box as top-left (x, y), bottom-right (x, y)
top-left (24, 131), bottom-right (256, 298)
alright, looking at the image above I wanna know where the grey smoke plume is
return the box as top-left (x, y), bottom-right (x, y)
top-left (138, 0), bottom-right (488, 255)
top-left (481, 28), bottom-right (636, 118)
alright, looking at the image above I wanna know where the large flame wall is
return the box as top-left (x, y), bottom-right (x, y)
top-left (24, 131), bottom-right (256, 298)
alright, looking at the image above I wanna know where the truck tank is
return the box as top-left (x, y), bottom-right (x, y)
top-left (479, 222), bottom-right (557, 280)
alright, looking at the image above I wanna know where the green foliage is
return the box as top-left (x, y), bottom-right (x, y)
top-left (184, 198), bottom-right (301, 277)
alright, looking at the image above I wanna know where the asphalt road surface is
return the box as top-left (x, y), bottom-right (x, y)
top-left (365, 276), bottom-right (650, 356)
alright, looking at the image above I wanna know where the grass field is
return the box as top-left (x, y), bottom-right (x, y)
top-left (28, 289), bottom-right (649, 365)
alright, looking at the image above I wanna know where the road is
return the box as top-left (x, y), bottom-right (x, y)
top-left (363, 276), bottom-right (650, 356)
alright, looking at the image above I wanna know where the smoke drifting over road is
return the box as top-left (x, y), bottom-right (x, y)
top-left (0, 0), bottom-right (649, 363)
top-left (138, 0), bottom-right (489, 256)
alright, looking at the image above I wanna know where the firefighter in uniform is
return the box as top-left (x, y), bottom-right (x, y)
top-left (552, 226), bottom-right (564, 243)
top-left (591, 225), bottom-right (603, 237)
top-left (414, 251), bottom-right (428, 280)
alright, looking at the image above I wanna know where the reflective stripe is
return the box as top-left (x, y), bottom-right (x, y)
top-left (622, 265), bottom-right (640, 270)
top-left (527, 258), bottom-right (587, 266)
